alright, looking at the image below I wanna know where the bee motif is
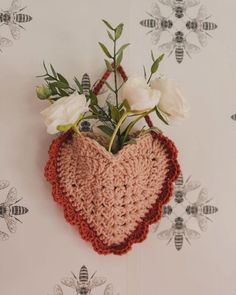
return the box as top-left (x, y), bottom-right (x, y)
top-left (140, 3), bottom-right (173, 45)
top-left (157, 217), bottom-right (200, 250)
top-left (81, 73), bottom-right (108, 97)
top-left (173, 173), bottom-right (201, 204)
top-left (0, 230), bottom-right (9, 241)
top-left (0, 0), bottom-right (33, 40)
top-left (159, 31), bottom-right (200, 63)
top-left (186, 5), bottom-right (218, 47)
top-left (0, 180), bottom-right (10, 190)
top-left (158, 0), bottom-right (200, 19)
top-left (104, 284), bottom-right (119, 295)
top-left (79, 121), bottom-right (92, 133)
top-left (53, 284), bottom-right (64, 295)
top-left (0, 35), bottom-right (13, 53)
top-left (0, 187), bottom-right (29, 233)
top-left (52, 282), bottom-right (115, 295)
top-left (152, 205), bottom-right (173, 232)
top-left (231, 114), bottom-right (236, 121)
top-left (61, 265), bottom-right (106, 295)
top-left (186, 188), bottom-right (218, 231)
top-left (0, 181), bottom-right (10, 240)
top-left (81, 73), bottom-right (91, 97)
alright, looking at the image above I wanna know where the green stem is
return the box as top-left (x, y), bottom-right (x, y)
top-left (112, 31), bottom-right (123, 148)
top-left (121, 111), bottom-right (149, 146)
top-left (73, 113), bottom-right (84, 135)
top-left (121, 108), bottom-right (155, 146)
top-left (72, 124), bottom-right (81, 135)
top-left (108, 111), bottom-right (130, 152)
top-left (96, 105), bottom-right (116, 128)
top-left (147, 73), bottom-right (153, 84)
top-left (113, 38), bottom-right (119, 108)
top-left (117, 81), bottom-right (125, 91)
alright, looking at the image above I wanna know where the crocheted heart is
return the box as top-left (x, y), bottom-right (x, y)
top-left (45, 132), bottom-right (179, 255)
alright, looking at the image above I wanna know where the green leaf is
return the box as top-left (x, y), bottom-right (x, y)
top-left (155, 107), bottom-right (169, 125)
top-left (151, 60), bottom-right (159, 74)
top-left (82, 115), bottom-right (97, 120)
top-left (121, 113), bottom-right (146, 146)
top-left (89, 90), bottom-right (98, 105)
top-left (50, 96), bottom-right (61, 101)
top-left (57, 73), bottom-right (69, 86)
top-left (98, 42), bottom-right (112, 58)
top-left (139, 126), bottom-right (162, 136)
top-left (50, 64), bottom-right (57, 78)
top-left (116, 51), bottom-right (123, 67)
top-left (90, 105), bottom-right (98, 114)
top-left (74, 77), bottom-right (84, 94)
top-left (57, 88), bottom-right (69, 96)
top-left (151, 54), bottom-right (165, 74)
top-left (107, 30), bottom-right (114, 41)
top-left (116, 43), bottom-right (130, 56)
top-left (57, 124), bottom-right (73, 132)
top-left (124, 139), bottom-right (137, 146)
top-left (50, 82), bottom-right (69, 89)
top-left (143, 66), bottom-right (147, 80)
top-left (118, 102), bottom-right (124, 110)
top-left (43, 61), bottom-right (48, 74)
top-left (105, 59), bottom-right (113, 71)
top-left (48, 84), bottom-right (58, 96)
top-left (97, 111), bottom-right (109, 122)
top-left (45, 76), bottom-right (57, 81)
top-left (119, 108), bottom-right (125, 118)
top-left (36, 74), bottom-right (47, 78)
top-left (151, 50), bottom-right (155, 62)
top-left (102, 80), bottom-right (115, 92)
top-left (102, 20), bottom-right (114, 31)
top-left (115, 23), bottom-right (124, 40)
top-left (110, 105), bottom-right (120, 122)
top-left (97, 125), bottom-right (114, 137)
top-left (123, 99), bottom-right (131, 111)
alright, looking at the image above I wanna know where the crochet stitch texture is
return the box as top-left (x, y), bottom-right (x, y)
top-left (45, 131), bottom-right (179, 255)
top-left (44, 66), bottom-right (180, 255)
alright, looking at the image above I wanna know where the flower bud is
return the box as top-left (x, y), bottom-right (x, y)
top-left (36, 85), bottom-right (52, 100)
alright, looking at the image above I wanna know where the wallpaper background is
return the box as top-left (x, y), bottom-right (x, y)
top-left (0, 0), bottom-right (235, 294)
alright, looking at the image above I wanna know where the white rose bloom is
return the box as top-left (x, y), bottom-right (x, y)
top-left (122, 77), bottom-right (161, 112)
top-left (41, 92), bottom-right (89, 134)
top-left (151, 78), bottom-right (190, 122)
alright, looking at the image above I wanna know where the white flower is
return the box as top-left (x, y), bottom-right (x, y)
top-left (41, 92), bottom-right (89, 134)
top-left (122, 77), bottom-right (161, 112)
top-left (151, 78), bottom-right (189, 122)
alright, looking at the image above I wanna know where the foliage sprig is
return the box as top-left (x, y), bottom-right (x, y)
top-left (37, 20), bottom-right (167, 153)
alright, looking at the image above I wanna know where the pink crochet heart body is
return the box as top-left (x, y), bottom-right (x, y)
top-left (45, 132), bottom-right (179, 254)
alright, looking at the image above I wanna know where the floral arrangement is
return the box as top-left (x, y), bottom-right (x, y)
top-left (36, 20), bottom-right (188, 255)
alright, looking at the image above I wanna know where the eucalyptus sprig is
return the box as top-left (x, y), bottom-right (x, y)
top-left (143, 51), bottom-right (165, 84)
top-left (97, 20), bottom-right (130, 150)
top-left (36, 63), bottom-right (75, 101)
top-left (36, 20), bottom-right (171, 154)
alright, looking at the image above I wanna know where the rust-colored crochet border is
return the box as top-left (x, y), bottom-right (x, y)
top-left (44, 67), bottom-right (180, 255)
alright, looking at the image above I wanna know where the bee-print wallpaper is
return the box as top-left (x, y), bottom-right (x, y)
top-left (0, 0), bottom-right (32, 52)
top-left (139, 1), bottom-right (218, 64)
top-left (0, 0), bottom-right (235, 294)
top-left (47, 265), bottom-right (119, 295)
top-left (0, 180), bottom-right (29, 241)
top-left (153, 172), bottom-right (218, 250)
